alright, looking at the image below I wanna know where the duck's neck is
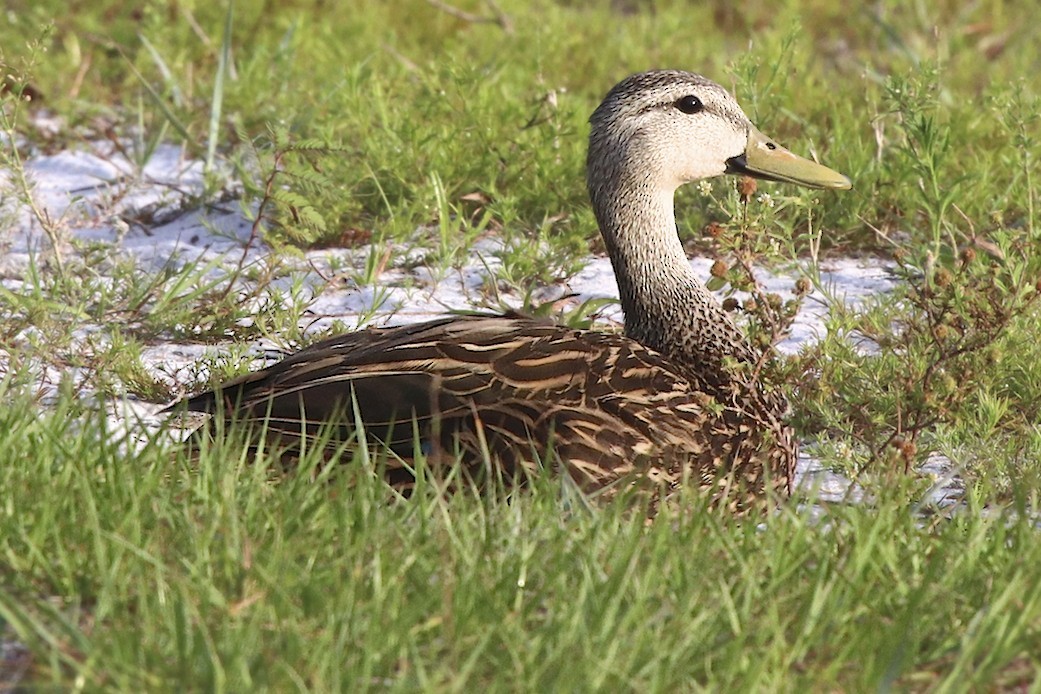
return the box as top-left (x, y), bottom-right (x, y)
top-left (589, 174), bottom-right (755, 380)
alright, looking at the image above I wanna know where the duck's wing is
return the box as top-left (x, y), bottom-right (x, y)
top-left (173, 314), bottom-right (751, 492)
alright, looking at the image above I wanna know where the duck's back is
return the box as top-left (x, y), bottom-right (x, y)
top-left (178, 314), bottom-right (782, 501)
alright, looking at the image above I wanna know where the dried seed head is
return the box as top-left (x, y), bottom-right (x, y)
top-left (705, 221), bottom-right (724, 239)
top-left (737, 176), bottom-right (757, 202)
top-left (721, 297), bottom-right (740, 312)
top-left (894, 437), bottom-right (917, 461)
top-left (710, 259), bottom-right (728, 278)
top-left (794, 277), bottom-right (812, 296)
top-left (933, 267), bottom-right (953, 288)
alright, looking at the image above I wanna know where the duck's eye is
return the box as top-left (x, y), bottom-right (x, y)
top-left (675, 95), bottom-right (704, 114)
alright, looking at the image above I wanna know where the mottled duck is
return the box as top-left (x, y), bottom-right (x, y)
top-left (173, 70), bottom-right (850, 508)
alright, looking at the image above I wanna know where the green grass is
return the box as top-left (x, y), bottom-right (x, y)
top-left (6, 0), bottom-right (1039, 255)
top-left (3, 0), bottom-right (1041, 689)
top-left (2, 396), bottom-right (1040, 691)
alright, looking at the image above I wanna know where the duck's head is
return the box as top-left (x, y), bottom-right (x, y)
top-left (588, 70), bottom-right (851, 192)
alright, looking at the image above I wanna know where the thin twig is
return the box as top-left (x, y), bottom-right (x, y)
top-left (217, 150), bottom-right (282, 302)
top-left (425, 0), bottom-right (514, 33)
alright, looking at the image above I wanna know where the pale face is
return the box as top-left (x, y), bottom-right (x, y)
top-left (630, 85), bottom-right (752, 186)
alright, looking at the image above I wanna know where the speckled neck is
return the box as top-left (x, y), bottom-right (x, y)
top-left (587, 161), bottom-right (755, 380)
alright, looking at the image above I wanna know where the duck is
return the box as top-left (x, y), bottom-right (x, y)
top-left (172, 70), bottom-right (850, 510)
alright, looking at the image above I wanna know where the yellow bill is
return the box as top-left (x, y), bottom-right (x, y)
top-left (726, 127), bottom-right (852, 190)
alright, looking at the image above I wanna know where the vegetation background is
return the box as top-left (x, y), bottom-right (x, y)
top-left (1, 0), bottom-right (1040, 689)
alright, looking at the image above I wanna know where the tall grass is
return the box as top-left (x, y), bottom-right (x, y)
top-left (2, 395), bottom-right (1039, 690)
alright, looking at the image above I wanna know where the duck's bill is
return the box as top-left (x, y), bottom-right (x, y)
top-left (726, 127), bottom-right (851, 190)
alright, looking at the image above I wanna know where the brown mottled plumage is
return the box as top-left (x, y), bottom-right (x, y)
top-left (172, 70), bottom-right (850, 509)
